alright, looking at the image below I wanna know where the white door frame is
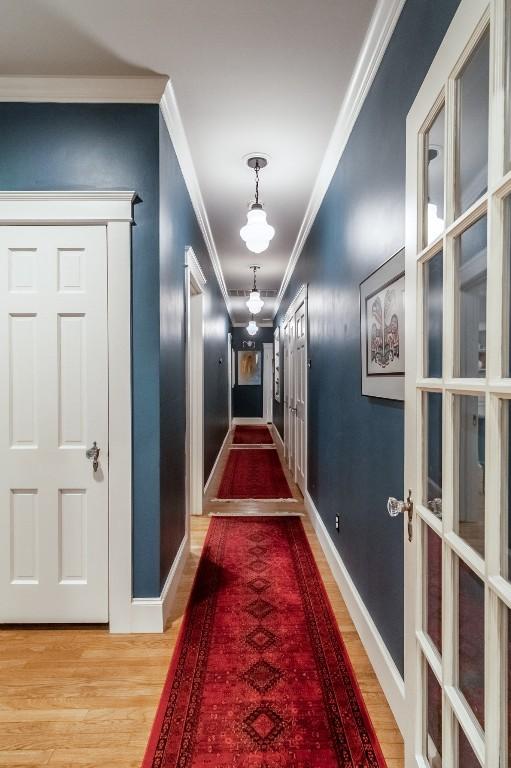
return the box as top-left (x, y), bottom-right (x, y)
top-left (0, 191), bottom-right (134, 633)
top-left (185, 246), bottom-right (206, 519)
top-left (263, 342), bottom-right (274, 424)
top-left (283, 284), bottom-right (308, 491)
top-left (227, 332), bottom-right (233, 427)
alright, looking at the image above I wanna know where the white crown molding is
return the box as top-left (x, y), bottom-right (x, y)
top-left (274, 0), bottom-right (406, 317)
top-left (0, 75), bottom-right (168, 103)
top-left (160, 82), bottom-right (233, 320)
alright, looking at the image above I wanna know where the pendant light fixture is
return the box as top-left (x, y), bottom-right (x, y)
top-left (247, 314), bottom-right (258, 336)
top-left (246, 265), bottom-right (264, 315)
top-left (240, 156), bottom-right (275, 254)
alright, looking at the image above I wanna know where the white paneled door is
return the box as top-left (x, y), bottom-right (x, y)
top-left (294, 301), bottom-right (306, 493)
top-left (0, 225), bottom-right (109, 622)
top-left (284, 289), bottom-right (307, 494)
top-left (403, 0), bottom-right (511, 765)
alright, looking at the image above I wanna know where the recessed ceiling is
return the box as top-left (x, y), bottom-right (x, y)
top-left (0, 0), bottom-right (377, 322)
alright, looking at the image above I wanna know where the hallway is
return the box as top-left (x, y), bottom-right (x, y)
top-left (0, 431), bottom-right (403, 766)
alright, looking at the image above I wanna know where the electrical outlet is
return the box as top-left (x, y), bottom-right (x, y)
top-left (335, 514), bottom-right (340, 532)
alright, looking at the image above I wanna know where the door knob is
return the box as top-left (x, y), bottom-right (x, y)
top-left (86, 441), bottom-right (100, 472)
top-left (387, 489), bottom-right (414, 542)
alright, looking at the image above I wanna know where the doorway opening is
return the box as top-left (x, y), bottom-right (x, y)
top-left (185, 247), bottom-right (206, 520)
top-left (283, 285), bottom-right (307, 495)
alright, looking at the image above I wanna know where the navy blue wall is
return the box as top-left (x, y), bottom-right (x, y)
top-left (231, 326), bottom-right (274, 418)
top-left (0, 103), bottom-right (229, 598)
top-left (0, 103), bottom-right (162, 597)
top-left (274, 0), bottom-right (460, 674)
top-left (159, 114), bottom-right (229, 589)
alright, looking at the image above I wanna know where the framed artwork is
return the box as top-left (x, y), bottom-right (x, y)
top-left (238, 350), bottom-right (261, 386)
top-left (360, 248), bottom-right (405, 400)
top-left (231, 348), bottom-right (236, 388)
top-left (274, 326), bottom-right (280, 402)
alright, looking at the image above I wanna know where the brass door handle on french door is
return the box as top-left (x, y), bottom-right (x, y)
top-left (387, 489), bottom-right (414, 542)
top-left (86, 441), bottom-right (100, 472)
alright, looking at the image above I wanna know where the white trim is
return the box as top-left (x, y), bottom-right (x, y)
top-left (203, 428), bottom-right (231, 495)
top-left (160, 83), bottom-right (232, 319)
top-left (272, 425), bottom-right (285, 452)
top-left (304, 490), bottom-right (406, 736)
top-left (0, 75), bottom-right (168, 103)
top-left (185, 247), bottom-right (205, 520)
top-left (232, 417), bottom-right (265, 425)
top-left (0, 191), bottom-right (134, 633)
top-left (274, 0), bottom-right (406, 316)
top-left (0, 191), bottom-right (135, 223)
top-left (129, 534), bottom-right (189, 632)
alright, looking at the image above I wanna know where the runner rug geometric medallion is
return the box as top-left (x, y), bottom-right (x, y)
top-left (142, 516), bottom-right (387, 767)
top-left (215, 448), bottom-right (294, 501)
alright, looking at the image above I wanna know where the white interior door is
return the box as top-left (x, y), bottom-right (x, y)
top-left (287, 316), bottom-right (296, 471)
top-left (0, 225), bottom-right (109, 622)
top-left (263, 342), bottom-right (273, 424)
top-left (294, 301), bottom-right (306, 493)
top-left (283, 322), bottom-right (289, 456)
top-left (403, 0), bottom-right (511, 764)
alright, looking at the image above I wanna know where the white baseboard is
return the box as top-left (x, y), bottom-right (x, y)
top-left (128, 533), bottom-right (189, 632)
top-left (272, 425), bottom-right (284, 451)
top-left (203, 427), bottom-right (231, 496)
top-left (304, 491), bottom-right (406, 736)
top-left (232, 417), bottom-right (265, 425)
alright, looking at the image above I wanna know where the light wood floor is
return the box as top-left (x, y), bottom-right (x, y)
top-left (0, 424), bottom-right (403, 767)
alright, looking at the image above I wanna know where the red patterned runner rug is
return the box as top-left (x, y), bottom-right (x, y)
top-left (142, 516), bottom-right (387, 767)
top-left (233, 425), bottom-right (274, 445)
top-left (215, 448), bottom-right (294, 501)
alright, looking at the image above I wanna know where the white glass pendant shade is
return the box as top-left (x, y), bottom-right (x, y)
top-left (240, 204), bottom-right (275, 254)
top-left (247, 318), bottom-right (258, 336)
top-left (427, 202), bottom-right (444, 243)
top-left (246, 289), bottom-right (264, 315)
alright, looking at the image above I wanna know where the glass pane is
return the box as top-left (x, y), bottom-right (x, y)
top-left (508, 0), bottom-right (511, 170)
top-left (458, 558), bottom-right (485, 729)
top-left (505, 400), bottom-right (511, 581)
top-left (507, 198), bottom-right (511, 377)
top-left (508, 606), bottom-right (511, 767)
top-left (424, 252), bottom-right (443, 378)
top-left (456, 29), bottom-right (489, 216)
top-left (454, 394), bottom-right (485, 557)
top-left (424, 524), bottom-right (442, 654)
top-left (458, 724), bottom-right (481, 767)
top-left (425, 662), bottom-right (442, 766)
top-left (455, 216), bottom-right (487, 379)
top-left (423, 392), bottom-right (443, 516)
top-left (424, 106), bottom-right (445, 246)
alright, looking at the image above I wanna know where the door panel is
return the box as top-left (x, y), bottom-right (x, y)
top-left (0, 225), bottom-right (109, 622)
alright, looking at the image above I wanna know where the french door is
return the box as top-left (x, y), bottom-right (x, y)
top-left (404, 0), bottom-right (511, 764)
top-left (0, 225), bottom-right (109, 622)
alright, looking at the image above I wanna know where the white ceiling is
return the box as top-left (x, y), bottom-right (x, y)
top-left (0, 0), bottom-right (377, 322)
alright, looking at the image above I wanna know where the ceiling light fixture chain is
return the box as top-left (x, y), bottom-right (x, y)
top-left (254, 159), bottom-right (260, 205)
top-left (246, 264), bottom-right (264, 315)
